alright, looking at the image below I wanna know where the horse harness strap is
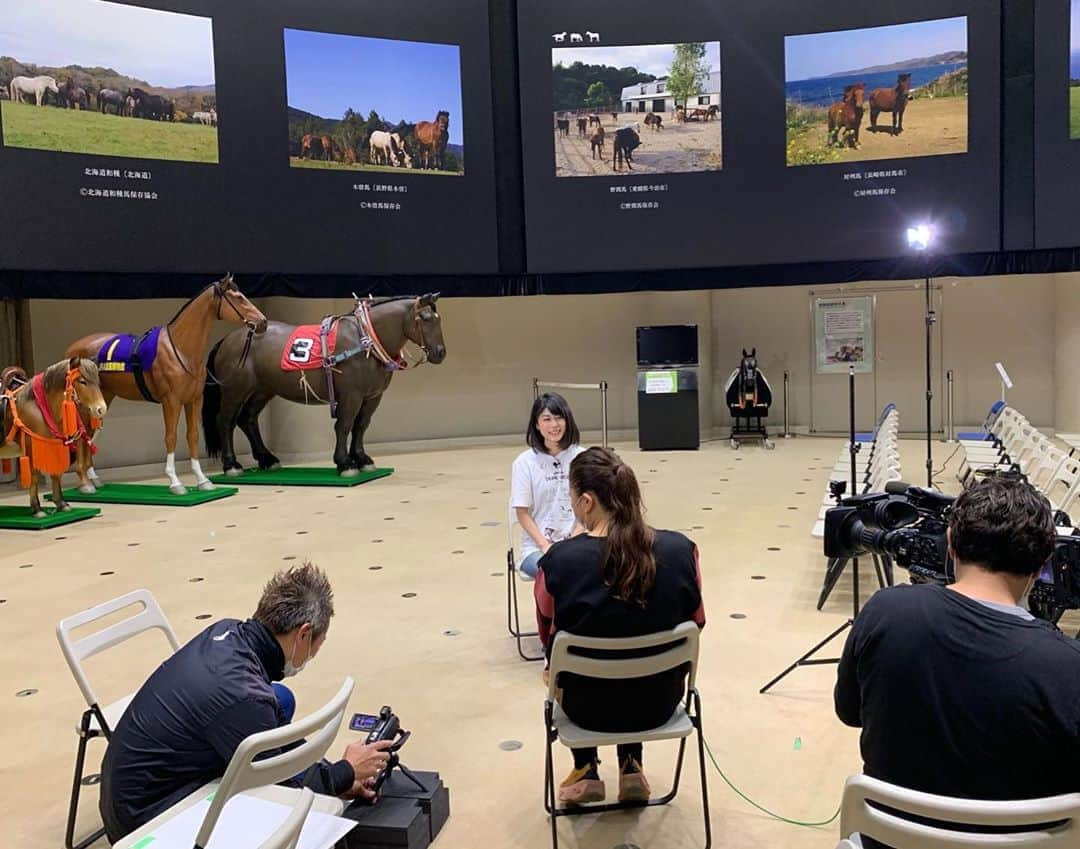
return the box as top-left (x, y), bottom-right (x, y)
top-left (4, 370), bottom-right (97, 483)
top-left (317, 305), bottom-right (405, 419)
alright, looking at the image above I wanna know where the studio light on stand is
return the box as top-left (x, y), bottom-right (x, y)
top-left (907, 224), bottom-right (935, 488)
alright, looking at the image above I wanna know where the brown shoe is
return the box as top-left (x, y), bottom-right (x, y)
top-left (618, 757), bottom-right (651, 802)
top-left (558, 763), bottom-right (606, 805)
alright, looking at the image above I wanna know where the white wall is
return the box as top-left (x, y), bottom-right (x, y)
top-left (24, 271), bottom-right (1078, 469)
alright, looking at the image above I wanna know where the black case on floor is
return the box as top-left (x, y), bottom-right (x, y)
top-left (343, 795), bottom-right (430, 849)
top-left (379, 771), bottom-right (450, 843)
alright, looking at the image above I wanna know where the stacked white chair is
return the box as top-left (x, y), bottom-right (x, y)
top-left (813, 405), bottom-right (902, 538)
top-left (957, 406), bottom-right (1080, 520)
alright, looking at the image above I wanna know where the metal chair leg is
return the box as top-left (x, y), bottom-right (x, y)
top-left (66, 710), bottom-right (106, 849)
top-left (507, 549), bottom-right (543, 662)
top-left (692, 690), bottom-right (712, 849)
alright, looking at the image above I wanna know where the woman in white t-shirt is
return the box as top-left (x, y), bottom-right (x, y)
top-left (511, 393), bottom-right (585, 577)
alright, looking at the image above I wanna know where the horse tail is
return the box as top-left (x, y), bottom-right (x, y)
top-left (202, 340), bottom-right (224, 458)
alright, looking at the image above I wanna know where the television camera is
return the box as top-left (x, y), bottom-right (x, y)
top-left (823, 480), bottom-right (1080, 625)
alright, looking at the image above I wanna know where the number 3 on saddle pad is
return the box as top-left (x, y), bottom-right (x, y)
top-left (280, 324), bottom-right (339, 372)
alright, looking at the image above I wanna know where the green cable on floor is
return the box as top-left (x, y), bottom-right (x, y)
top-left (703, 738), bottom-right (841, 828)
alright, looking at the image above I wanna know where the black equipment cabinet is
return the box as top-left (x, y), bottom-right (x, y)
top-left (636, 325), bottom-right (700, 451)
top-left (637, 367), bottom-right (700, 451)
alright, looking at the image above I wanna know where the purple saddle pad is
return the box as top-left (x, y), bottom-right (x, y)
top-left (97, 327), bottom-right (162, 374)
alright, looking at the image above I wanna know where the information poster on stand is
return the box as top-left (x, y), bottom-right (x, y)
top-left (815, 297), bottom-right (873, 374)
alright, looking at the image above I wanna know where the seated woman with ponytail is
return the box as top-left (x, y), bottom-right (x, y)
top-left (534, 447), bottom-right (706, 805)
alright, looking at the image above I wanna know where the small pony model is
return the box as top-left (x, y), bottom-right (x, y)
top-left (1, 358), bottom-right (107, 516)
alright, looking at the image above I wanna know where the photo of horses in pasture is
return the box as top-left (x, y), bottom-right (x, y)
top-left (785, 16), bottom-right (968, 167)
top-left (285, 29), bottom-right (464, 175)
top-left (0, 0), bottom-right (218, 163)
top-left (551, 42), bottom-right (722, 177)
top-left (1069, 0), bottom-right (1080, 139)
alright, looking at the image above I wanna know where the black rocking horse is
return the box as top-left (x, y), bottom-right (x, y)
top-left (724, 348), bottom-right (774, 450)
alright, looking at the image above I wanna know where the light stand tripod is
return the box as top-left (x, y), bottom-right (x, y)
top-left (760, 365), bottom-right (865, 694)
top-left (924, 272), bottom-right (935, 487)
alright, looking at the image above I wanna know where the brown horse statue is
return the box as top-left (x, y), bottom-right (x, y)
top-left (202, 294), bottom-right (446, 476)
top-left (1, 358), bottom-right (108, 516)
top-left (868, 73), bottom-right (912, 135)
top-left (414, 110), bottom-right (450, 170)
top-left (65, 274), bottom-right (267, 494)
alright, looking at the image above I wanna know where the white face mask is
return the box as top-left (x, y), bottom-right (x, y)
top-left (283, 630), bottom-right (312, 678)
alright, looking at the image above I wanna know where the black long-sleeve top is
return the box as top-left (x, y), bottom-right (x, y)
top-left (100, 618), bottom-right (353, 841)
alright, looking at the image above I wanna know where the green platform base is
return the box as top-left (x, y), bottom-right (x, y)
top-left (208, 466), bottom-right (394, 487)
top-left (0, 505), bottom-right (101, 530)
top-left (52, 483), bottom-right (238, 506)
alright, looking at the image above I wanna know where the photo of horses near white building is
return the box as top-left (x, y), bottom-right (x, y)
top-left (551, 42), bottom-right (722, 177)
top-left (285, 29), bottom-right (465, 175)
top-left (0, 0), bottom-right (218, 164)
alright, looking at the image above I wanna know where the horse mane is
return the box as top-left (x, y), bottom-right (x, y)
top-left (166, 281), bottom-right (217, 326)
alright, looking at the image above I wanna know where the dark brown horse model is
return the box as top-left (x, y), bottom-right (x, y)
top-left (203, 294), bottom-right (446, 477)
top-left (65, 274), bottom-right (267, 494)
top-left (1, 358), bottom-right (108, 516)
top-left (827, 82), bottom-right (866, 148)
top-left (868, 73), bottom-right (912, 135)
top-left (414, 110), bottom-right (450, 170)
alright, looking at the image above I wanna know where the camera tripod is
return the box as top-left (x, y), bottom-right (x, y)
top-left (760, 366), bottom-right (871, 694)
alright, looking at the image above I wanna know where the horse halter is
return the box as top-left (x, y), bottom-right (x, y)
top-left (409, 299), bottom-right (439, 366)
top-left (213, 280), bottom-right (259, 368)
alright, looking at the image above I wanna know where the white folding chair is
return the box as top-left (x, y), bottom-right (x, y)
top-left (835, 773), bottom-right (1080, 848)
top-left (114, 677), bottom-right (355, 849)
top-left (56, 589), bottom-right (181, 849)
top-left (543, 622), bottom-right (710, 849)
top-left (507, 504), bottom-right (544, 662)
top-left (258, 788), bottom-right (315, 849)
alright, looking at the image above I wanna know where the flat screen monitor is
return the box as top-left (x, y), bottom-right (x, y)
top-left (637, 325), bottom-right (698, 367)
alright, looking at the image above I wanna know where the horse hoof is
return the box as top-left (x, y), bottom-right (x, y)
top-left (79, 483), bottom-right (97, 495)
top-left (60, 503), bottom-right (73, 512)
top-left (197, 480), bottom-right (216, 492)
top-left (169, 484), bottom-right (189, 495)
top-left (361, 464), bottom-right (376, 472)
top-left (340, 468), bottom-right (360, 478)
top-left (225, 467), bottom-right (244, 478)
top-left (33, 510), bottom-right (46, 519)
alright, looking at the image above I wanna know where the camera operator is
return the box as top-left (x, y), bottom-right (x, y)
top-left (99, 562), bottom-right (393, 842)
top-left (835, 477), bottom-right (1080, 847)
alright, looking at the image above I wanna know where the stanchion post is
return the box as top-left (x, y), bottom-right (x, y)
top-left (945, 370), bottom-right (955, 443)
top-left (600, 380), bottom-right (609, 449)
top-left (783, 370), bottom-right (792, 439)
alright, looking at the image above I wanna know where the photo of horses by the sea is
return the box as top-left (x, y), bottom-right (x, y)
top-left (285, 30), bottom-right (464, 175)
top-left (551, 42), bottom-right (722, 178)
top-left (1069, 0), bottom-right (1080, 139)
top-left (785, 16), bottom-right (968, 167)
top-left (0, 0), bottom-right (218, 163)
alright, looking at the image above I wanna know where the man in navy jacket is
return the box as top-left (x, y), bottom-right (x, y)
top-left (100, 563), bottom-right (391, 841)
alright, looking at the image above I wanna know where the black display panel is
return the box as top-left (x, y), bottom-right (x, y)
top-left (0, 0), bottom-right (499, 274)
top-left (517, 0), bottom-right (1001, 273)
top-left (636, 325), bottom-right (698, 367)
top-left (1033, 0), bottom-right (1080, 249)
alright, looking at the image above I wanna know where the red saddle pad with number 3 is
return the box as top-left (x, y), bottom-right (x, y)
top-left (280, 323), bottom-right (340, 372)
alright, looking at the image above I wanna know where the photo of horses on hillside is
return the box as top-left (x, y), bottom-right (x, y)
top-left (785, 16), bottom-right (968, 167)
top-left (0, 0), bottom-right (218, 163)
top-left (550, 42), bottom-right (722, 178)
top-left (285, 29), bottom-right (464, 175)
top-left (1069, 0), bottom-right (1080, 138)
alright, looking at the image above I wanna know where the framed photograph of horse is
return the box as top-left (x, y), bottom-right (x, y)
top-left (0, 0), bottom-right (219, 164)
top-left (784, 17), bottom-right (969, 167)
top-left (284, 29), bottom-right (464, 175)
top-left (550, 42), bottom-right (722, 178)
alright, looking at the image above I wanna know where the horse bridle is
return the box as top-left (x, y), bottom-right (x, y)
top-left (167, 279), bottom-right (259, 378)
top-left (406, 298), bottom-right (438, 362)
